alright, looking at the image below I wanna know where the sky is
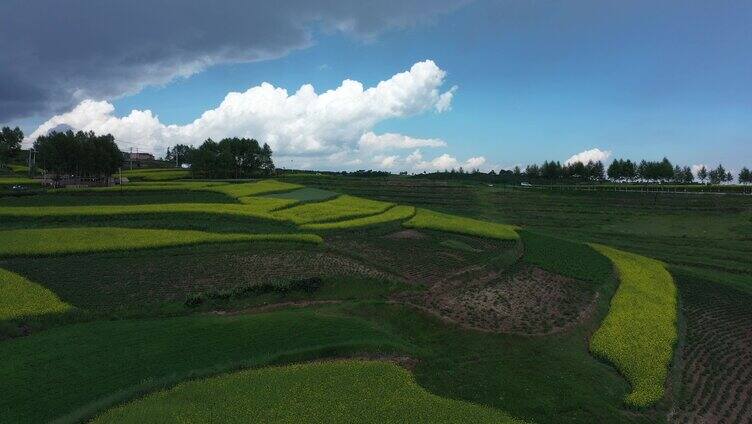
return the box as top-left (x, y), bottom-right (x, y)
top-left (2, 0), bottom-right (751, 173)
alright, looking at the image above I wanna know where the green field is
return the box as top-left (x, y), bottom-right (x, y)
top-left (0, 227), bottom-right (321, 257)
top-left (0, 174), bottom-right (748, 423)
top-left (404, 208), bottom-right (520, 240)
top-left (94, 360), bottom-right (526, 423)
top-left (589, 245), bottom-right (678, 407)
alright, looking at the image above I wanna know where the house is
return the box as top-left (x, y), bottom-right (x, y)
top-left (127, 152), bottom-right (155, 161)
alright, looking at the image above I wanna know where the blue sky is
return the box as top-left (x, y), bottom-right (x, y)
top-left (7, 0), bottom-right (752, 172)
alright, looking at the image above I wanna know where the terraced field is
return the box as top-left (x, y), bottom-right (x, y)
top-left (1, 175), bottom-right (746, 423)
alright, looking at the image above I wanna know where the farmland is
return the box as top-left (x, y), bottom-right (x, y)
top-left (1, 175), bottom-right (750, 423)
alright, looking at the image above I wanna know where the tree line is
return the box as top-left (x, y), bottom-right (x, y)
top-left (167, 138), bottom-right (275, 178)
top-left (420, 157), bottom-right (751, 185)
top-left (34, 130), bottom-right (123, 178)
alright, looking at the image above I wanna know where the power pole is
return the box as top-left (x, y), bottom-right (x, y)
top-left (27, 148), bottom-right (33, 177)
top-left (129, 147), bottom-right (133, 170)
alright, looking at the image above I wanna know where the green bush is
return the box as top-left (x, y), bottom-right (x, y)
top-left (185, 277), bottom-right (323, 306)
top-left (92, 360), bottom-right (526, 423)
top-left (403, 209), bottom-right (519, 240)
top-left (589, 244), bottom-right (678, 407)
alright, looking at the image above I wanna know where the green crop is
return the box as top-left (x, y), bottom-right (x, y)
top-left (0, 202), bottom-right (290, 221)
top-left (300, 205), bottom-right (416, 230)
top-left (403, 209), bottom-right (519, 240)
top-left (520, 231), bottom-right (613, 286)
top-left (0, 268), bottom-right (72, 320)
top-left (589, 244), bottom-right (678, 407)
top-left (93, 360), bottom-right (526, 424)
top-left (273, 195), bottom-right (393, 224)
top-left (263, 187), bottom-right (339, 202)
top-left (0, 227), bottom-right (322, 257)
top-left (121, 168), bottom-right (190, 181)
top-left (208, 180), bottom-right (302, 198)
top-left (0, 309), bottom-right (409, 423)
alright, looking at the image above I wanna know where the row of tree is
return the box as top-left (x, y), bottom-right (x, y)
top-left (606, 158), bottom-right (735, 184)
top-left (523, 160), bottom-right (606, 181)
top-left (169, 138), bottom-right (275, 178)
top-left (33, 130), bottom-right (123, 177)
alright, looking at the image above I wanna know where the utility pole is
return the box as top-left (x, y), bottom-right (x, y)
top-left (129, 147), bottom-right (133, 170)
top-left (119, 167), bottom-right (123, 195)
top-left (27, 148), bottom-right (34, 177)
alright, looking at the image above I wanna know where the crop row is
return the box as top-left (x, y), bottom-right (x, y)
top-left (272, 194), bottom-right (393, 224)
top-left (0, 227), bottom-right (322, 258)
top-left (403, 209), bottom-right (520, 240)
top-left (300, 205), bottom-right (416, 230)
top-left (589, 244), bottom-right (678, 407)
top-left (0, 268), bottom-right (72, 320)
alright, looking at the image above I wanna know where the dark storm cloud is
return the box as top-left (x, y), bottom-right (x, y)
top-left (0, 0), bottom-right (466, 122)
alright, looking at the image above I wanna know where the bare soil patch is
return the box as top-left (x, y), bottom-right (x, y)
top-left (395, 265), bottom-right (598, 335)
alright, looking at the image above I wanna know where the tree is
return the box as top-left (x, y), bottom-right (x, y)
top-left (681, 166), bottom-right (694, 184)
top-left (0, 126), bottom-right (24, 168)
top-left (188, 137), bottom-right (274, 178)
top-left (586, 160), bottom-right (605, 181)
top-left (607, 159), bottom-right (623, 181)
top-left (525, 164), bottom-right (540, 178)
top-left (740, 167), bottom-right (751, 184)
top-left (34, 130), bottom-right (122, 178)
top-left (725, 171), bottom-right (734, 183)
top-left (697, 166), bottom-right (708, 184)
top-left (512, 166), bottom-right (521, 178)
top-left (540, 161), bottom-right (562, 180)
top-left (708, 164), bottom-right (726, 185)
top-left (165, 144), bottom-right (193, 166)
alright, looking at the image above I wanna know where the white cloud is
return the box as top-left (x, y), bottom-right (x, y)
top-left (464, 156), bottom-right (486, 169)
top-left (405, 149), bottom-right (423, 163)
top-left (27, 60), bottom-right (459, 170)
top-left (358, 132), bottom-right (445, 150)
top-left (413, 153), bottom-right (486, 172)
top-left (565, 148), bottom-right (612, 165)
top-left (377, 155), bottom-right (399, 168)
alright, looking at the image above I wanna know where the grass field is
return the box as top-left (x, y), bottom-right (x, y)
top-left (589, 245), bottom-right (678, 407)
top-left (122, 168), bottom-right (191, 181)
top-left (0, 307), bottom-right (410, 423)
top-left (94, 360), bottom-right (526, 423)
top-left (0, 227), bottom-right (321, 257)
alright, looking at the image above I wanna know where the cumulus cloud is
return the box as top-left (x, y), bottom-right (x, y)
top-left (565, 148), bottom-right (612, 165)
top-left (411, 152), bottom-right (486, 171)
top-left (0, 0), bottom-right (467, 122)
top-left (28, 61), bottom-right (468, 170)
